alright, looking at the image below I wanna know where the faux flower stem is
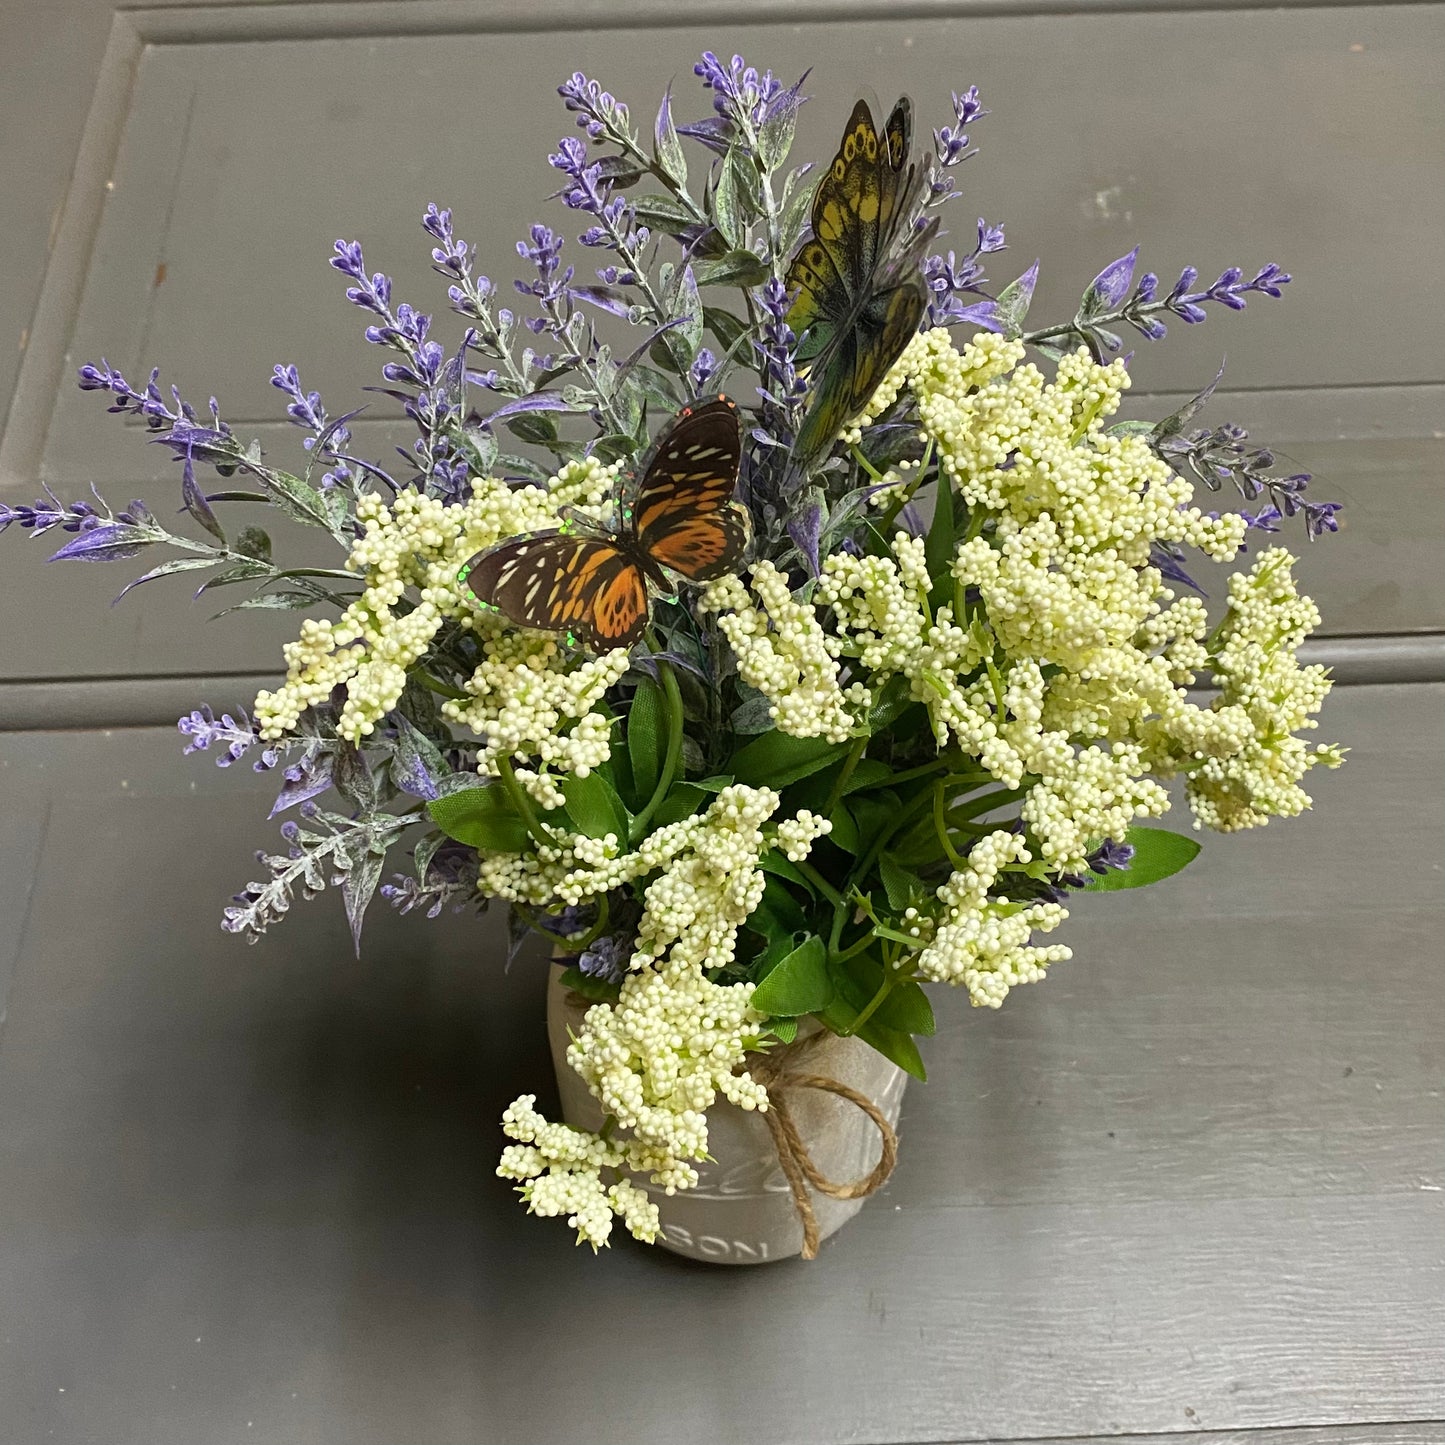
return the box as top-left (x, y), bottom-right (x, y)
top-left (792, 858), bottom-right (846, 911)
top-left (629, 651), bottom-right (684, 842)
top-left (933, 783), bottom-right (969, 870)
top-left (499, 754), bottom-right (562, 850)
top-left (839, 968), bottom-right (901, 1038)
top-left (822, 735), bottom-right (868, 819)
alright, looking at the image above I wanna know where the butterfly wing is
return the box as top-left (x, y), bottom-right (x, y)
top-left (791, 270), bottom-right (931, 468)
top-left (461, 532), bottom-right (650, 651)
top-left (785, 97), bottom-right (935, 467)
top-left (633, 395), bottom-right (750, 582)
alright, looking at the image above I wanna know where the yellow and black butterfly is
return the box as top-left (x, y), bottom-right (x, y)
top-left (458, 396), bottom-right (749, 651)
top-left (785, 97), bottom-right (938, 467)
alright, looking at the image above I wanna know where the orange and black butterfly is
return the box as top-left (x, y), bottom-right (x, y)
top-left (785, 97), bottom-right (938, 467)
top-left (458, 396), bottom-right (749, 651)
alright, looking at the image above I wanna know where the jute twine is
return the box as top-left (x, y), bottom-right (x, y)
top-left (748, 1029), bottom-right (899, 1261)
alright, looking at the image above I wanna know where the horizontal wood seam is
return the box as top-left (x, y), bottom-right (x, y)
top-left (0, 634), bottom-right (1441, 731)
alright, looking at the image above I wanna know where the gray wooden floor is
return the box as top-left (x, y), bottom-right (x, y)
top-left (1, 682), bottom-right (1441, 1445)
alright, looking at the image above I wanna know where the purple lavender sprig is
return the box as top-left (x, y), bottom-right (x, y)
top-left (923, 218), bottom-right (1007, 329)
top-left (225, 801), bottom-right (421, 951)
top-left (1024, 248), bottom-right (1292, 361)
top-left (1159, 423), bottom-right (1341, 540)
top-left (178, 704), bottom-right (280, 770)
top-left (924, 86), bottom-right (988, 211)
top-left (422, 203), bottom-right (532, 404)
top-left (746, 277), bottom-right (807, 522)
top-left (330, 238), bottom-right (477, 502)
top-left (692, 51), bottom-right (796, 137)
top-left (381, 841), bottom-right (478, 919)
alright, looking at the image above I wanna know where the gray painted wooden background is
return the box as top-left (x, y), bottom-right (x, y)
top-left (0, 3), bottom-right (1441, 1444)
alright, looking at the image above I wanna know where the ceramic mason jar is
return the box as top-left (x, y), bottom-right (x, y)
top-left (545, 964), bottom-right (907, 1264)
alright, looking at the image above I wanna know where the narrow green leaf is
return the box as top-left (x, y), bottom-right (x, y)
top-left (713, 158), bottom-right (743, 248)
top-left (561, 770), bottom-right (630, 842)
top-left (694, 250), bottom-right (770, 288)
top-left (751, 937), bottom-right (832, 1016)
top-left (879, 854), bottom-right (927, 912)
top-left (751, 873), bottom-right (808, 938)
top-left (827, 803), bottom-right (860, 855)
top-left (759, 851), bottom-right (815, 894)
top-left (1085, 825), bottom-right (1202, 891)
top-left (627, 676), bottom-right (667, 804)
top-left (113, 555), bottom-right (220, 602)
top-left (559, 965), bottom-right (622, 1004)
top-left (649, 781), bottom-right (709, 828)
top-left (703, 306), bottom-right (749, 351)
top-left (769, 1018), bottom-right (799, 1044)
top-left (924, 479), bottom-right (956, 600)
top-left (653, 86), bottom-right (688, 186)
top-left (729, 731), bottom-right (850, 790)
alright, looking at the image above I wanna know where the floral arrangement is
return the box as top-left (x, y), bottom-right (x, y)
top-left (2, 52), bottom-right (1344, 1254)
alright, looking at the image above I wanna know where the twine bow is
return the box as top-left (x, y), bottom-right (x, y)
top-left (749, 1031), bottom-right (899, 1260)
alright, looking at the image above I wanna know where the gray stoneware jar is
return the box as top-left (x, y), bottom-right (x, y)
top-left (545, 964), bottom-right (907, 1264)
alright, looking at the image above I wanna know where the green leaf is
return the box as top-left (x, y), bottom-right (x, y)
top-left (427, 786), bottom-right (531, 854)
top-left (559, 965), bottom-right (622, 1005)
top-left (751, 873), bottom-right (807, 938)
top-left (627, 676), bottom-right (667, 804)
top-left (757, 99), bottom-right (798, 172)
top-left (859, 1020), bottom-right (927, 1081)
top-left (249, 466), bottom-right (335, 535)
top-left (729, 732), bottom-right (851, 790)
top-left (694, 250), bottom-right (770, 288)
top-left (769, 1018), bottom-right (799, 1044)
top-left (827, 802), bottom-right (860, 855)
top-left (629, 192), bottom-right (696, 235)
top-left (653, 86), bottom-right (687, 186)
top-left (713, 157), bottom-right (744, 248)
top-left (879, 854), bottom-right (927, 912)
top-left (877, 980), bottom-right (936, 1037)
top-left (840, 759), bottom-right (895, 796)
top-left (212, 589), bottom-right (318, 617)
top-left (758, 851), bottom-right (814, 894)
top-left (667, 262), bottom-right (703, 369)
top-left (994, 261), bottom-right (1040, 339)
top-left (848, 791), bottom-right (902, 848)
top-left (561, 771), bottom-right (630, 842)
top-left (751, 937), bottom-right (832, 1016)
top-left (1085, 826), bottom-right (1202, 891)
top-left (924, 478), bottom-right (956, 598)
top-left (703, 306), bottom-right (749, 351)
top-left (649, 781), bottom-right (709, 828)
top-left (693, 774), bottom-right (734, 793)
top-left (867, 674), bottom-right (915, 733)
top-left (113, 555), bottom-right (222, 602)
top-left (777, 167), bottom-right (815, 255)
top-left (195, 559), bottom-right (272, 594)
top-left (235, 525), bottom-right (272, 562)
top-left (730, 690), bottom-right (777, 734)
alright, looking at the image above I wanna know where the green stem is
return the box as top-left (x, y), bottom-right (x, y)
top-left (498, 755), bottom-right (561, 850)
top-left (566, 893), bottom-right (611, 952)
top-left (877, 441), bottom-right (935, 537)
top-left (415, 670), bottom-right (468, 701)
top-left (822, 735), bottom-right (868, 819)
top-left (629, 652), bottom-right (684, 842)
top-left (839, 969), bottom-right (900, 1038)
top-left (793, 858), bottom-right (846, 911)
top-left (850, 445), bottom-right (887, 483)
top-left (933, 783), bottom-right (969, 870)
